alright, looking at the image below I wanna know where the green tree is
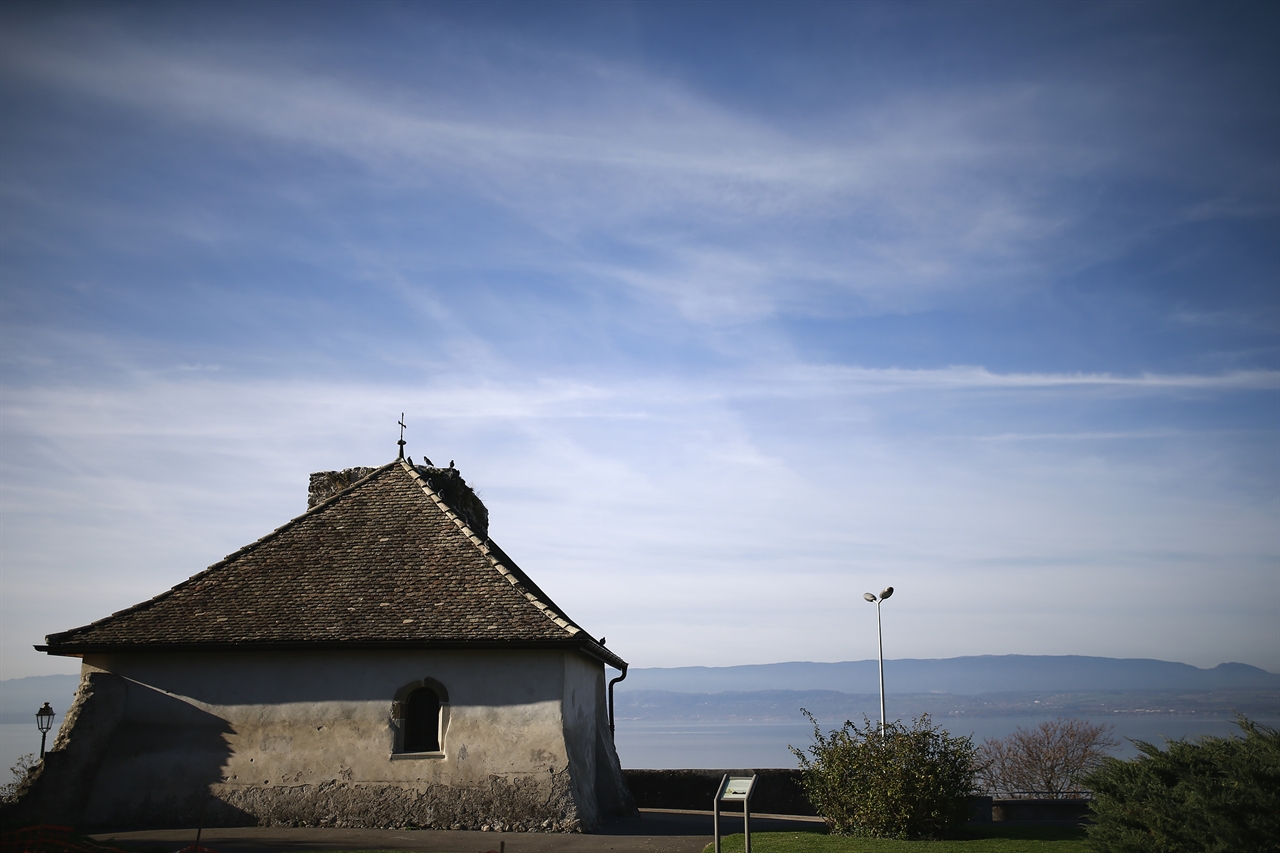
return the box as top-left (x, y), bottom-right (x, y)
top-left (789, 711), bottom-right (978, 840)
top-left (1083, 716), bottom-right (1280, 853)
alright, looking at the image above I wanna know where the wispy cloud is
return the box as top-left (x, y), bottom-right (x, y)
top-left (3, 362), bottom-right (1275, 676)
top-left (815, 366), bottom-right (1280, 391)
top-left (2, 12), bottom-right (1218, 323)
top-left (1, 4), bottom-right (1275, 679)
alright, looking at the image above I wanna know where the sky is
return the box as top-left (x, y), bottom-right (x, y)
top-left (1, 0), bottom-right (1276, 681)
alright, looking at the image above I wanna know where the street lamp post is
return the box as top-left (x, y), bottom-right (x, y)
top-left (35, 702), bottom-right (55, 758)
top-left (862, 587), bottom-right (894, 738)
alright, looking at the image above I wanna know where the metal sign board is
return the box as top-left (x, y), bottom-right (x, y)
top-left (713, 773), bottom-right (758, 853)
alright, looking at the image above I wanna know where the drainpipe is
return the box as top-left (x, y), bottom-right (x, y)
top-left (607, 664), bottom-right (628, 738)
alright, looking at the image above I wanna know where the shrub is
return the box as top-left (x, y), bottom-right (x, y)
top-left (0, 754), bottom-right (37, 803)
top-left (1082, 716), bottom-right (1280, 853)
top-left (789, 710), bottom-right (977, 840)
top-left (977, 717), bottom-right (1119, 798)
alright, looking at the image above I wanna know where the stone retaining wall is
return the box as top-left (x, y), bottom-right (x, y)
top-left (621, 770), bottom-right (1089, 824)
top-left (622, 769), bottom-right (813, 816)
top-left (992, 798), bottom-right (1092, 823)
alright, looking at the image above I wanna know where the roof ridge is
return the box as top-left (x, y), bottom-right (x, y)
top-left (47, 462), bottom-right (400, 644)
top-left (399, 459), bottom-right (582, 638)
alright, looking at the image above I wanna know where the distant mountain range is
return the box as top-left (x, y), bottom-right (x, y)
top-left (615, 687), bottom-right (1280, 722)
top-left (0, 674), bottom-right (80, 724)
top-left (618, 656), bottom-right (1280, 695)
top-left (3, 656), bottom-right (1276, 724)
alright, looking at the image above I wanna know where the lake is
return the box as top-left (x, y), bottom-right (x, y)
top-left (3, 716), bottom-right (1272, 782)
top-left (611, 715), bottom-right (1274, 769)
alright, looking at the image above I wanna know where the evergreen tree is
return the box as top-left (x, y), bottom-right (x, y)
top-left (1083, 716), bottom-right (1280, 853)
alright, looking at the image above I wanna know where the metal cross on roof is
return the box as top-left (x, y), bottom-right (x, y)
top-left (398, 413), bottom-right (407, 459)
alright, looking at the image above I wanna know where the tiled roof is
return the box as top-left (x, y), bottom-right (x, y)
top-left (42, 460), bottom-right (625, 670)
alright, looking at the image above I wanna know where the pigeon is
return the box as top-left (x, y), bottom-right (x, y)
top-left (422, 457), bottom-right (433, 466)
top-left (449, 460), bottom-right (455, 468)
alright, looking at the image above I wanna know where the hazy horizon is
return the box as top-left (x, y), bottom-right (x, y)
top-left (5, 652), bottom-right (1277, 688)
top-left (628, 655), bottom-right (1279, 671)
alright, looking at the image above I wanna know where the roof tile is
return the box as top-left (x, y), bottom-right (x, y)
top-left (43, 460), bottom-right (625, 668)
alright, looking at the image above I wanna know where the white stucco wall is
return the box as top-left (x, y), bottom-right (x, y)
top-left (561, 649), bottom-right (630, 817)
top-left (15, 648), bottom-right (628, 830)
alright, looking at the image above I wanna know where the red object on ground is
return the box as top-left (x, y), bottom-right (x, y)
top-left (0, 825), bottom-right (130, 853)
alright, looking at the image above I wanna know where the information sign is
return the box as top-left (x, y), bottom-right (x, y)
top-left (713, 773), bottom-right (758, 853)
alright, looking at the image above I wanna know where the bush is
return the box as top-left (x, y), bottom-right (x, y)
top-left (977, 717), bottom-right (1119, 798)
top-left (0, 754), bottom-right (37, 803)
top-left (789, 710), bottom-right (977, 840)
top-left (1082, 716), bottom-right (1280, 853)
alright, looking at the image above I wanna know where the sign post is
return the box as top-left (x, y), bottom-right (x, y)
top-left (713, 774), bottom-right (758, 853)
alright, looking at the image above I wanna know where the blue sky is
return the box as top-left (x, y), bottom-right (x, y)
top-left (1, 0), bottom-right (1276, 680)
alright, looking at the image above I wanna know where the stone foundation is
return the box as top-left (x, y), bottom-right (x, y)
top-left (50, 774), bottom-right (585, 832)
top-left (216, 773), bottom-right (583, 830)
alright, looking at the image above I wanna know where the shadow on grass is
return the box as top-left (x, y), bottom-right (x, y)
top-left (705, 823), bottom-right (1088, 852)
top-left (960, 825), bottom-right (1087, 841)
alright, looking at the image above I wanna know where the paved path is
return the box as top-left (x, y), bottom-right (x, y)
top-left (91, 810), bottom-right (825, 853)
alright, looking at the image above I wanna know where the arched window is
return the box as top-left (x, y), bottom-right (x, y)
top-left (403, 686), bottom-right (441, 753)
top-left (392, 677), bottom-right (448, 757)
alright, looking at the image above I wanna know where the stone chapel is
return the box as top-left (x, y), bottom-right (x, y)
top-left (9, 457), bottom-right (632, 831)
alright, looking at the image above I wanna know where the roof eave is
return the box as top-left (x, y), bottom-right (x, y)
top-left (36, 638), bottom-right (629, 669)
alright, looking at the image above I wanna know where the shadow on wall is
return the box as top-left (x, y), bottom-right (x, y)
top-left (91, 651), bottom-right (564, 709)
top-left (596, 725), bottom-right (633, 817)
top-left (0, 672), bottom-right (251, 831)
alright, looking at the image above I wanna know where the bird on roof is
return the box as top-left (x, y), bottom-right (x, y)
top-left (599, 636), bottom-right (606, 646)
top-left (422, 457), bottom-right (433, 466)
top-left (449, 460), bottom-right (455, 468)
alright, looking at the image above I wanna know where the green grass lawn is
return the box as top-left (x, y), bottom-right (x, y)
top-left (705, 825), bottom-right (1089, 853)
